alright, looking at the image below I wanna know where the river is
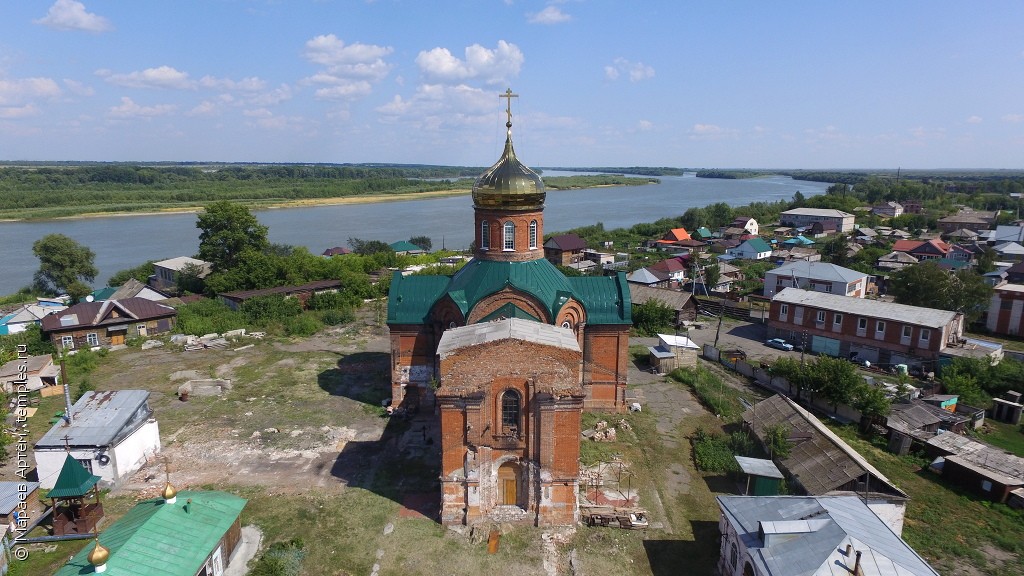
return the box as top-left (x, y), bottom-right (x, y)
top-left (0, 173), bottom-right (830, 295)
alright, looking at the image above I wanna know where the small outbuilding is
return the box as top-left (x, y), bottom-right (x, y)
top-left (34, 390), bottom-right (161, 489)
top-left (734, 456), bottom-right (783, 496)
top-left (0, 354), bottom-right (60, 393)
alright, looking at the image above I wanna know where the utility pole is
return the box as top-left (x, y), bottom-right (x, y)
top-left (800, 330), bottom-right (808, 365)
top-left (714, 311), bottom-right (724, 348)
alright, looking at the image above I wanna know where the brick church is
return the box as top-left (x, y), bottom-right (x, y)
top-left (387, 90), bottom-right (632, 527)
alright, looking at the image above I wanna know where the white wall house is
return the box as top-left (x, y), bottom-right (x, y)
top-left (780, 208), bottom-right (856, 233)
top-left (763, 262), bottom-right (869, 299)
top-left (34, 390), bottom-right (160, 489)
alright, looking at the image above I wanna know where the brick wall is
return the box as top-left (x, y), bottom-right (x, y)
top-left (474, 207), bottom-right (544, 262)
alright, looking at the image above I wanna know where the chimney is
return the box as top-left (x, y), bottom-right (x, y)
top-left (854, 550), bottom-right (863, 576)
top-left (845, 543), bottom-right (852, 556)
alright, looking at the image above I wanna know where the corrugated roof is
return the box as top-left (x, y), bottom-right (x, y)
top-left (55, 490), bottom-right (246, 576)
top-left (768, 262), bottom-right (867, 284)
top-left (37, 390), bottom-right (152, 449)
top-left (437, 317), bottom-right (580, 358)
top-left (568, 273), bottom-right (631, 325)
top-left (47, 454), bottom-right (100, 498)
top-left (544, 233), bottom-right (587, 251)
top-left (781, 208), bottom-right (855, 218)
top-left (735, 456), bottom-right (784, 479)
top-left (718, 495), bottom-right (939, 576)
top-left (772, 288), bottom-right (957, 329)
top-left (744, 395), bottom-right (906, 498)
top-left (926, 433), bottom-right (1024, 484)
top-left (629, 284), bottom-right (693, 312)
top-left (0, 481), bottom-right (39, 515)
top-left (153, 256), bottom-right (210, 272)
top-left (386, 274), bottom-right (452, 324)
top-left (219, 279), bottom-right (342, 301)
top-left (0, 354), bottom-right (54, 378)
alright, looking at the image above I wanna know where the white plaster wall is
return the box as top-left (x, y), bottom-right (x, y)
top-left (34, 448), bottom-right (105, 489)
top-left (111, 420), bottom-right (161, 482)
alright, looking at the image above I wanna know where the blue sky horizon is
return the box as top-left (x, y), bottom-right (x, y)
top-left (2, 1), bottom-right (1023, 169)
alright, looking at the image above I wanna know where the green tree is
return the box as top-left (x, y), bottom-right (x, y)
top-left (196, 201), bottom-right (270, 272)
top-left (889, 261), bottom-right (992, 322)
top-left (408, 236), bottom-right (432, 252)
top-left (762, 423), bottom-right (792, 459)
top-left (32, 233), bottom-right (98, 300)
top-left (632, 299), bottom-right (676, 336)
top-left (107, 261), bottom-right (156, 286)
top-left (851, 382), bottom-right (891, 423)
top-left (348, 238), bottom-right (394, 256)
top-left (702, 263), bottom-right (721, 291)
top-left (175, 262), bottom-right (207, 294)
top-left (812, 356), bottom-right (862, 413)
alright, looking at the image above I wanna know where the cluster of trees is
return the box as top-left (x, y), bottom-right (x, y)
top-left (887, 262), bottom-right (993, 323)
top-left (769, 356), bottom-right (892, 421)
top-left (940, 356), bottom-right (1024, 408)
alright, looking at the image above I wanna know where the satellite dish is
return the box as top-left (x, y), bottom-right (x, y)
top-left (85, 295), bottom-right (95, 302)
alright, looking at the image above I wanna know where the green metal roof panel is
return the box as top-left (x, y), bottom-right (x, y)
top-left (47, 454), bottom-right (100, 499)
top-left (567, 272), bottom-right (632, 324)
top-left (56, 490), bottom-right (247, 576)
top-left (387, 274), bottom-right (451, 324)
top-left (746, 237), bottom-right (773, 252)
top-left (389, 240), bottom-right (422, 252)
top-left (445, 258), bottom-right (576, 322)
top-left (479, 302), bottom-right (541, 323)
top-left (90, 287), bottom-right (117, 301)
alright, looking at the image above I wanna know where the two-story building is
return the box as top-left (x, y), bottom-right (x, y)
top-left (543, 233), bottom-right (588, 266)
top-left (872, 201), bottom-right (905, 218)
top-left (149, 256), bottom-right (211, 292)
top-left (763, 262), bottom-right (869, 299)
top-left (987, 282), bottom-right (1024, 336)
top-left (768, 288), bottom-right (964, 369)
top-left (779, 208), bottom-right (856, 233)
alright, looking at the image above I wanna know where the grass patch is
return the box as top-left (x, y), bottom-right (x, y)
top-left (972, 420), bottom-right (1024, 457)
top-left (668, 366), bottom-right (744, 420)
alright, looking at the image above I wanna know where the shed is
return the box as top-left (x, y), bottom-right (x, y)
top-left (0, 481), bottom-right (42, 534)
top-left (0, 354), bottom-right (59, 393)
top-left (735, 456), bottom-right (783, 496)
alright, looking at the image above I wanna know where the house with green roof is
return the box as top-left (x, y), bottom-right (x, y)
top-left (56, 490), bottom-right (246, 576)
top-left (726, 237), bottom-right (773, 260)
top-left (390, 240), bottom-right (426, 255)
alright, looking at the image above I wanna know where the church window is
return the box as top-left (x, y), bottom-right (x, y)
top-left (481, 221), bottom-right (490, 250)
top-left (504, 221), bottom-right (515, 251)
top-left (529, 220), bottom-right (538, 249)
top-left (501, 390), bottom-right (521, 432)
top-left (561, 321), bottom-right (572, 330)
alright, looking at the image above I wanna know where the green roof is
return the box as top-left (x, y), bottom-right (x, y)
top-left (387, 258), bottom-right (631, 326)
top-left (479, 302), bottom-right (541, 322)
top-left (390, 240), bottom-right (423, 252)
top-left (694, 227), bottom-right (713, 238)
top-left (56, 490), bottom-right (246, 576)
top-left (90, 287), bottom-right (117, 301)
top-left (47, 454), bottom-right (100, 499)
top-left (744, 237), bottom-right (773, 253)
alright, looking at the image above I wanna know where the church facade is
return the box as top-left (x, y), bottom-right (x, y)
top-left (386, 91), bottom-right (632, 527)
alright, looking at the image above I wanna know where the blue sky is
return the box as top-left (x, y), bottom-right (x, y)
top-left (1, 1), bottom-right (1022, 168)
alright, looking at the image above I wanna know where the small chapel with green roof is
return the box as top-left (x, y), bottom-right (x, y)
top-left (387, 90), bottom-right (631, 527)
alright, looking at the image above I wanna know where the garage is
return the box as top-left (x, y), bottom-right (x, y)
top-left (810, 335), bottom-right (840, 357)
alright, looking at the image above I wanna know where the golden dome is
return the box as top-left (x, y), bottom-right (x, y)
top-left (472, 90), bottom-right (545, 211)
top-left (88, 538), bottom-right (109, 566)
top-left (162, 481), bottom-right (177, 501)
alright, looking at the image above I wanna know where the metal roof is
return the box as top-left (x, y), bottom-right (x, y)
top-left (544, 233), bottom-right (587, 251)
top-left (40, 298), bottom-right (176, 333)
top-left (735, 456), bottom-right (784, 479)
top-left (55, 490), bottom-right (246, 576)
top-left (781, 208), bottom-right (855, 218)
top-left (47, 454), bottom-right (100, 498)
top-left (152, 256), bottom-right (211, 272)
top-left (37, 390), bottom-right (152, 449)
top-left (717, 495), bottom-right (939, 576)
top-left (437, 317), bottom-right (580, 358)
top-left (0, 481), bottom-right (39, 515)
top-left (567, 274), bottom-right (631, 325)
top-left (772, 288), bottom-right (958, 329)
top-left (768, 262), bottom-right (867, 284)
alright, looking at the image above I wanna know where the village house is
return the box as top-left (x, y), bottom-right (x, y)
top-left (89, 278), bottom-right (168, 303)
top-left (0, 354), bottom-right (59, 393)
top-left (770, 246), bottom-right (821, 264)
top-left (725, 237), bottom-right (772, 260)
top-left (852, 227), bottom-right (879, 244)
top-left (55, 489), bottom-right (246, 576)
top-left (987, 282), bottom-right (1024, 336)
top-left (628, 283), bottom-right (698, 326)
top-left (653, 227), bottom-right (691, 248)
top-left (35, 390), bottom-right (161, 489)
top-left (937, 208), bottom-right (997, 233)
top-left (0, 481), bottom-right (43, 535)
top-left (872, 201), bottom-right (905, 218)
top-left (767, 288), bottom-right (964, 369)
top-left (779, 207), bottom-right (856, 233)
top-left (729, 216), bottom-right (759, 236)
top-left (322, 246), bottom-right (353, 256)
top-left (626, 267), bottom-right (672, 288)
top-left (149, 256), bottom-right (211, 292)
top-left (987, 224), bottom-right (1024, 245)
top-left (744, 394), bottom-right (909, 534)
top-left (892, 238), bottom-right (955, 261)
top-left (646, 333), bottom-right (699, 373)
top-left (692, 226), bottom-right (714, 241)
top-left (763, 261), bottom-right (869, 299)
top-left (647, 256), bottom-right (687, 285)
top-left (992, 241), bottom-right (1024, 263)
top-left (926, 433), bottom-right (1024, 504)
top-left (876, 250), bottom-right (919, 271)
top-left (716, 495), bottom-right (939, 576)
top-left (217, 279), bottom-right (343, 311)
top-left (40, 298), bottom-right (177, 350)
top-left (0, 298), bottom-right (67, 335)
top-left (543, 233), bottom-right (588, 266)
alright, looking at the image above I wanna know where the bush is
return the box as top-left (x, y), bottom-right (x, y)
top-left (284, 314), bottom-right (322, 337)
top-left (249, 539), bottom-right (306, 576)
top-left (319, 308), bottom-right (354, 326)
top-left (242, 295), bottom-right (302, 324)
top-left (175, 299), bottom-right (247, 335)
top-left (306, 291), bottom-right (351, 310)
top-left (692, 428), bottom-right (740, 473)
top-left (73, 378), bottom-right (95, 403)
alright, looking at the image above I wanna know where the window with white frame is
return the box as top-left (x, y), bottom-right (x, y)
top-left (901, 325), bottom-right (912, 344)
top-left (529, 220), bottom-right (538, 249)
top-left (876, 320), bottom-right (886, 337)
top-left (816, 310), bottom-right (826, 323)
top-left (503, 221), bottom-right (515, 250)
top-left (833, 313), bottom-right (843, 326)
top-left (481, 221), bottom-right (490, 250)
top-left (86, 333), bottom-right (99, 346)
top-left (779, 304), bottom-right (788, 318)
top-left (858, 318), bottom-right (867, 330)
top-left (920, 329), bottom-right (931, 346)
top-left (61, 335), bottom-right (74, 349)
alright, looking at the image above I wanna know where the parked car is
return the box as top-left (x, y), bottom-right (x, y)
top-left (765, 338), bottom-right (794, 351)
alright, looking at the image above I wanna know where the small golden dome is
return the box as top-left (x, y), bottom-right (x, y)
top-left (472, 90), bottom-right (545, 211)
top-left (162, 481), bottom-right (177, 501)
top-left (88, 538), bottom-right (109, 566)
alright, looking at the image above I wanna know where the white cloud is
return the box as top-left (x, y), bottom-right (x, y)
top-left (605, 58), bottom-right (655, 82)
top-left (689, 123), bottom-right (740, 140)
top-left (0, 104), bottom-right (41, 119)
top-left (34, 0), bottom-right (113, 33)
top-left (100, 66), bottom-right (195, 90)
top-left (187, 101), bottom-right (219, 117)
top-left (637, 120), bottom-right (653, 131)
top-left (967, 115), bottom-right (983, 124)
top-left (304, 35), bottom-right (393, 67)
top-left (0, 77), bottom-right (61, 105)
top-left (108, 97), bottom-right (176, 118)
top-left (416, 40), bottom-right (524, 85)
top-left (314, 81), bottom-right (373, 101)
top-left (300, 35), bottom-right (393, 101)
top-left (199, 76), bottom-right (267, 92)
top-left (528, 6), bottom-right (571, 24)
top-left (62, 78), bottom-right (94, 96)
top-left (375, 84), bottom-right (495, 131)
top-left (244, 84), bottom-right (294, 107)
top-left (1002, 114), bottom-right (1024, 123)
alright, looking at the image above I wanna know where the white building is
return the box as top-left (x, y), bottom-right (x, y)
top-left (150, 256), bottom-right (212, 291)
top-left (34, 390), bottom-right (160, 489)
top-left (763, 261), bottom-right (870, 299)
top-left (779, 208), bottom-right (856, 233)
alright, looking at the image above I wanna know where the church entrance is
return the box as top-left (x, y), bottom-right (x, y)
top-left (497, 462), bottom-right (519, 506)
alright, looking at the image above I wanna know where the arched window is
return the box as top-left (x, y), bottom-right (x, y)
top-left (529, 220), bottom-right (538, 249)
top-left (501, 390), bottom-right (520, 431)
top-left (503, 221), bottom-right (515, 251)
top-left (481, 221), bottom-right (490, 250)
